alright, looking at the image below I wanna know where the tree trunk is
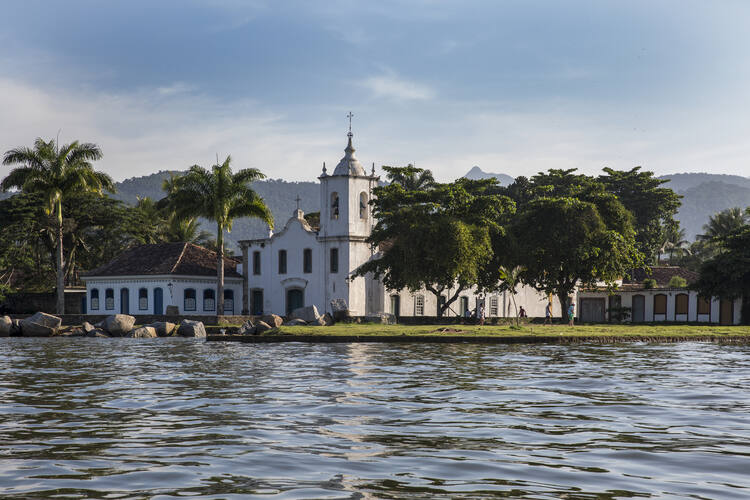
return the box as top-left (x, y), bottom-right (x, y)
top-left (557, 291), bottom-right (569, 321)
top-left (56, 199), bottom-right (65, 315)
top-left (217, 224), bottom-right (225, 317)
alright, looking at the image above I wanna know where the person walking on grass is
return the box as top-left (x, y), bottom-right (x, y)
top-left (568, 301), bottom-right (575, 327)
top-left (478, 303), bottom-right (485, 326)
top-left (544, 301), bottom-right (553, 325)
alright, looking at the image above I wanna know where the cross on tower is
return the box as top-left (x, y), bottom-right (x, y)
top-left (295, 194), bottom-right (301, 211)
top-left (347, 111), bottom-right (354, 136)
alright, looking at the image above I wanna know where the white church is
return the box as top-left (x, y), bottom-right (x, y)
top-left (238, 129), bottom-right (556, 319)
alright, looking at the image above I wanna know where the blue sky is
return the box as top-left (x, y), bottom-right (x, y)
top-left (1, 0), bottom-right (749, 182)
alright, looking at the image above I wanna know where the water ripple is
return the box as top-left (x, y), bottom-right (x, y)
top-left (1, 339), bottom-right (749, 498)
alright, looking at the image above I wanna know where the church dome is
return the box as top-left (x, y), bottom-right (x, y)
top-left (332, 133), bottom-right (366, 176)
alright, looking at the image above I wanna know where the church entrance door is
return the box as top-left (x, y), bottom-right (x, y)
top-left (390, 295), bottom-right (400, 317)
top-left (287, 288), bottom-right (304, 315)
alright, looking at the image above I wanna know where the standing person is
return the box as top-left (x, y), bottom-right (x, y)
top-left (568, 301), bottom-right (575, 327)
top-left (519, 306), bottom-right (527, 318)
top-left (478, 302), bottom-right (485, 326)
top-left (544, 301), bottom-right (553, 325)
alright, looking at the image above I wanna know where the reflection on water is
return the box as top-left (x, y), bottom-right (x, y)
top-left (1, 339), bottom-right (749, 498)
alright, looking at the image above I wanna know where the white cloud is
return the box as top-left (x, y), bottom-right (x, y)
top-left (359, 72), bottom-right (436, 101)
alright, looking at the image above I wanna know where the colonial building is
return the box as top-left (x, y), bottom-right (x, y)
top-left (576, 266), bottom-right (742, 325)
top-left (239, 130), bottom-right (557, 319)
top-left (82, 242), bottom-right (242, 316)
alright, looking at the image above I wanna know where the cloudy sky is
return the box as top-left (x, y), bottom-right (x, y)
top-left (1, 0), bottom-right (749, 182)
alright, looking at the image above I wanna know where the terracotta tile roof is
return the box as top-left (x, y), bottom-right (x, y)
top-left (84, 242), bottom-right (241, 278)
top-left (624, 266), bottom-right (699, 287)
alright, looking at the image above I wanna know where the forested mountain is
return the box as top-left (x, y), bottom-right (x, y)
top-left (659, 174), bottom-right (750, 239)
top-left (463, 166), bottom-right (515, 185)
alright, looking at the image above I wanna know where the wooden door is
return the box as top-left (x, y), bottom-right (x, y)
top-left (720, 299), bottom-right (733, 325)
top-left (632, 294), bottom-right (645, 323)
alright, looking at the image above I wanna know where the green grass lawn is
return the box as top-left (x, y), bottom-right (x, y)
top-left (250, 323), bottom-right (750, 337)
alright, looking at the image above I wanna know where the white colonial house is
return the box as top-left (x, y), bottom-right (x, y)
top-left (239, 130), bottom-right (558, 319)
top-left (576, 266), bottom-right (742, 325)
top-left (81, 242), bottom-right (243, 316)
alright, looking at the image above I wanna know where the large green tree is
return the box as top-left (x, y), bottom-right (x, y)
top-left (163, 156), bottom-right (273, 314)
top-left (693, 225), bottom-right (750, 324)
top-left (502, 169), bottom-right (642, 319)
top-left (599, 166), bottom-right (681, 264)
top-left (355, 167), bottom-right (513, 316)
top-left (2, 138), bottom-right (114, 313)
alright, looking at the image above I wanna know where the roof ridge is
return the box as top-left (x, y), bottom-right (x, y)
top-left (170, 242), bottom-right (189, 274)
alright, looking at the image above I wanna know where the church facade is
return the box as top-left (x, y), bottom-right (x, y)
top-left (239, 131), bottom-right (558, 319)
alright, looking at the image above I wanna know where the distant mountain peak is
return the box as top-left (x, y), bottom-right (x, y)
top-left (462, 166), bottom-right (514, 185)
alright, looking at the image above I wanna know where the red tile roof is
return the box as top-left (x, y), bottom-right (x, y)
top-left (84, 242), bottom-right (241, 278)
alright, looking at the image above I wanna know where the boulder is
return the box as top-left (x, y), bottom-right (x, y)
top-left (309, 315), bottom-right (327, 326)
top-left (321, 313), bottom-right (334, 326)
top-left (20, 312), bottom-right (62, 337)
top-left (82, 322), bottom-right (96, 333)
top-left (177, 319), bottom-right (206, 338)
top-left (237, 320), bottom-right (256, 335)
top-left (284, 318), bottom-right (307, 326)
top-left (86, 328), bottom-right (110, 338)
top-left (102, 314), bottom-right (136, 337)
top-left (148, 321), bottom-right (176, 337)
top-left (165, 305), bottom-right (179, 315)
top-left (64, 328), bottom-right (86, 337)
top-left (0, 315), bottom-right (12, 337)
top-left (128, 326), bottom-right (157, 338)
top-left (260, 314), bottom-right (283, 328)
top-left (10, 319), bottom-right (22, 336)
top-left (290, 305), bottom-right (320, 323)
top-left (330, 300), bottom-right (352, 322)
top-left (254, 320), bottom-right (272, 333)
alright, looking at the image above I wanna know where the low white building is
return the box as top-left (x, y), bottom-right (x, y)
top-left (82, 242), bottom-right (243, 316)
top-left (577, 266), bottom-right (742, 325)
top-left (239, 131), bottom-right (557, 319)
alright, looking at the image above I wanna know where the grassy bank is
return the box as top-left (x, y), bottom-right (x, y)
top-left (233, 323), bottom-right (750, 337)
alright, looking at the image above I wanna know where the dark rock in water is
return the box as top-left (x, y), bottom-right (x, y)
top-left (103, 314), bottom-right (136, 337)
top-left (260, 314), bottom-right (283, 328)
top-left (82, 322), bottom-right (96, 333)
top-left (255, 320), bottom-right (272, 333)
top-left (148, 321), bottom-right (176, 337)
top-left (177, 320), bottom-right (206, 337)
top-left (128, 326), bottom-right (157, 338)
top-left (20, 312), bottom-right (62, 337)
top-left (237, 320), bottom-right (256, 335)
top-left (0, 315), bottom-right (11, 337)
top-left (86, 328), bottom-right (110, 338)
top-left (10, 319), bottom-right (22, 336)
top-left (65, 328), bottom-right (86, 337)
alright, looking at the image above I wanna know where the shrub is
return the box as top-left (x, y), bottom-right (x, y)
top-left (667, 276), bottom-right (688, 288)
top-left (643, 278), bottom-right (657, 289)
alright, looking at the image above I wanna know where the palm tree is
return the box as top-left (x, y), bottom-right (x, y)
top-left (165, 155), bottom-right (273, 314)
top-left (660, 225), bottom-right (691, 264)
top-left (2, 138), bottom-right (113, 313)
top-left (498, 265), bottom-right (525, 326)
top-left (698, 207), bottom-right (749, 242)
top-left (382, 164), bottom-right (435, 191)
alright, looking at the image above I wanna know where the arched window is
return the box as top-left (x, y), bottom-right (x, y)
top-left (303, 248), bottom-right (312, 273)
top-left (278, 249), bottom-right (287, 274)
top-left (105, 288), bottom-right (114, 310)
top-left (653, 294), bottom-right (667, 315)
top-left (331, 192), bottom-right (339, 220)
top-left (224, 290), bottom-right (234, 314)
top-left (203, 289), bottom-right (215, 311)
top-left (90, 289), bottom-right (100, 310)
top-left (675, 293), bottom-right (689, 315)
top-left (184, 288), bottom-right (196, 311)
top-left (138, 288), bottom-right (148, 310)
top-left (359, 191), bottom-right (368, 219)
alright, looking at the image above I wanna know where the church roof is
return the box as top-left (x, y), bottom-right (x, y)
top-left (332, 133), bottom-right (367, 176)
top-left (623, 266), bottom-right (699, 287)
top-left (83, 242), bottom-right (241, 278)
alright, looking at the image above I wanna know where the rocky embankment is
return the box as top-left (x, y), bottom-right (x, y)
top-left (0, 304), bottom-right (341, 338)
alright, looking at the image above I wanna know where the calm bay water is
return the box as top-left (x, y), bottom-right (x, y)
top-left (1, 339), bottom-right (749, 499)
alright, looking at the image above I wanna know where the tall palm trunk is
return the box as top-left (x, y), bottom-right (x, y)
top-left (56, 199), bottom-right (65, 314)
top-left (217, 224), bottom-right (225, 317)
